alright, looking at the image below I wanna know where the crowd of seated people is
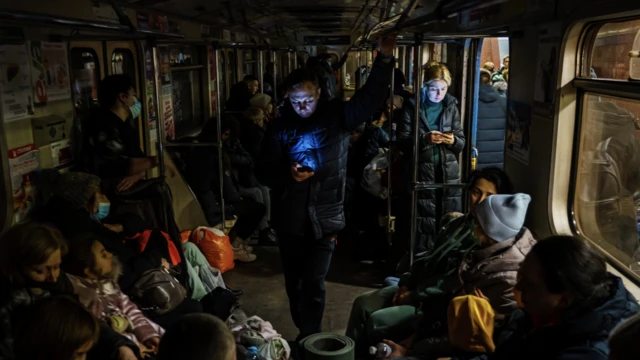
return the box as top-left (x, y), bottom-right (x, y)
top-left (3, 49), bottom-right (639, 360)
top-left (344, 167), bottom-right (640, 360)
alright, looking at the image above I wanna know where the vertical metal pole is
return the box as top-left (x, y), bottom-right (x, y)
top-left (293, 50), bottom-right (298, 69)
top-left (287, 52), bottom-right (292, 73)
top-left (259, 49), bottom-right (264, 93)
top-left (152, 46), bottom-right (165, 177)
top-left (215, 47), bottom-right (226, 231)
top-left (272, 50), bottom-right (278, 104)
top-left (409, 35), bottom-right (423, 266)
top-left (386, 65), bottom-right (395, 242)
top-left (152, 44), bottom-right (169, 231)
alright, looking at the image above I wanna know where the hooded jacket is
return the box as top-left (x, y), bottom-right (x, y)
top-left (458, 228), bottom-right (536, 315)
top-left (398, 92), bottom-right (466, 250)
top-left (487, 275), bottom-right (639, 360)
top-left (476, 85), bottom-right (507, 169)
top-left (67, 266), bottom-right (164, 347)
top-left (257, 54), bottom-right (394, 239)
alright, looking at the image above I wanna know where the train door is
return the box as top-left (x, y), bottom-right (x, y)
top-left (106, 41), bottom-right (145, 151)
top-left (69, 41), bottom-right (103, 164)
top-left (468, 37), bottom-right (510, 174)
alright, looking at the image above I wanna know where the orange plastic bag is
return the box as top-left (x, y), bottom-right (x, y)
top-left (190, 226), bottom-right (235, 273)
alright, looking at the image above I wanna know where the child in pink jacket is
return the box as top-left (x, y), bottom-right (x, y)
top-left (64, 234), bottom-right (164, 355)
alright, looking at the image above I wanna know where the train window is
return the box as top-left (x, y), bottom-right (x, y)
top-left (70, 48), bottom-right (100, 113)
top-left (243, 49), bottom-right (256, 76)
top-left (170, 45), bottom-right (205, 138)
top-left (585, 19), bottom-right (640, 80)
top-left (111, 49), bottom-right (135, 80)
top-left (575, 19), bottom-right (640, 276)
top-left (574, 93), bottom-right (640, 274)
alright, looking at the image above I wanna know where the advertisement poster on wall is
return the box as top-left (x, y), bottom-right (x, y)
top-left (506, 100), bottom-right (532, 165)
top-left (534, 23), bottom-right (562, 116)
top-left (142, 46), bottom-right (158, 129)
top-left (28, 42), bottom-right (71, 105)
top-left (9, 144), bottom-right (40, 223)
top-left (51, 139), bottom-right (72, 167)
top-left (162, 84), bottom-right (175, 140)
top-left (0, 44), bottom-right (33, 122)
top-left (136, 12), bottom-right (169, 32)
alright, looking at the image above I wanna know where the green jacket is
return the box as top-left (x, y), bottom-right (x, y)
top-left (398, 213), bottom-right (479, 304)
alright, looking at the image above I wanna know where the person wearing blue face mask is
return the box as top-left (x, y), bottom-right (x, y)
top-left (81, 74), bottom-right (177, 193)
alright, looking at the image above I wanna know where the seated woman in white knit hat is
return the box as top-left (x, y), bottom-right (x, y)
top-left (355, 193), bottom-right (537, 359)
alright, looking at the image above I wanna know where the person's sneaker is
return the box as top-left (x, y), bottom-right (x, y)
top-left (233, 246), bottom-right (257, 262)
top-left (232, 237), bottom-right (254, 253)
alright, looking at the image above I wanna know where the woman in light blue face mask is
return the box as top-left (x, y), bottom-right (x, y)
top-left (88, 191), bottom-right (111, 222)
top-left (130, 96), bottom-right (142, 120)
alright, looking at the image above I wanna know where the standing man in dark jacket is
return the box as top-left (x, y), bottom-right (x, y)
top-left (477, 72), bottom-right (507, 169)
top-left (257, 35), bottom-right (397, 341)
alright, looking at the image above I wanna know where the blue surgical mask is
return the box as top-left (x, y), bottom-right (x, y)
top-left (90, 203), bottom-right (111, 221)
top-left (130, 97), bottom-right (142, 119)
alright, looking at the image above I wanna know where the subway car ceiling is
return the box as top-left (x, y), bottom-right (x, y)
top-left (3, 0), bottom-right (640, 295)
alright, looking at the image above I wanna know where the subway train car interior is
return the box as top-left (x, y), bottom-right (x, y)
top-left (1, 0), bottom-right (640, 359)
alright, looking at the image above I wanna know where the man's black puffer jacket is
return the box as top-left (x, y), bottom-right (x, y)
top-left (258, 54), bottom-right (395, 239)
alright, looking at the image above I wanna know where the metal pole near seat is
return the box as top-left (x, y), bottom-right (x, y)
top-left (409, 34), bottom-right (423, 266)
top-left (215, 46), bottom-right (226, 231)
top-left (273, 50), bottom-right (278, 104)
top-left (259, 49), bottom-right (264, 94)
top-left (386, 66), bottom-right (395, 243)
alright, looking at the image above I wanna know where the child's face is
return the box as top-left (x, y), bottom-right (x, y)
top-left (89, 241), bottom-right (113, 277)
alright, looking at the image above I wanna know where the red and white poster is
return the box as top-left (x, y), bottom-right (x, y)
top-left (28, 42), bottom-right (70, 105)
top-left (161, 84), bottom-right (175, 140)
top-left (9, 144), bottom-right (40, 222)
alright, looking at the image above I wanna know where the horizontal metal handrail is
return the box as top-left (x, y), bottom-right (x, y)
top-left (413, 182), bottom-right (468, 191)
top-left (163, 142), bottom-right (220, 147)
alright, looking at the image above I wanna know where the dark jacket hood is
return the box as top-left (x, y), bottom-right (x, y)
top-left (561, 275), bottom-right (639, 340)
top-left (479, 84), bottom-right (501, 103)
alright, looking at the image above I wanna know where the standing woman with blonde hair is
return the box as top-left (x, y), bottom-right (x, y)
top-left (396, 63), bottom-right (465, 255)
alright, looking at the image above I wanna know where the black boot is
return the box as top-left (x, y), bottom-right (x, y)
top-left (259, 227), bottom-right (278, 246)
top-left (226, 287), bottom-right (243, 297)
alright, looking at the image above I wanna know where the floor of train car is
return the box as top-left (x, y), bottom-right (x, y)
top-left (223, 239), bottom-right (387, 340)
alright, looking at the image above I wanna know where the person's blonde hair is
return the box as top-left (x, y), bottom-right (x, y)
top-left (14, 296), bottom-right (100, 360)
top-left (424, 63), bottom-right (452, 86)
top-left (502, 69), bottom-right (509, 83)
top-left (483, 62), bottom-right (495, 71)
top-left (244, 106), bottom-right (265, 125)
top-left (0, 222), bottom-right (68, 281)
top-left (480, 69), bottom-right (492, 85)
